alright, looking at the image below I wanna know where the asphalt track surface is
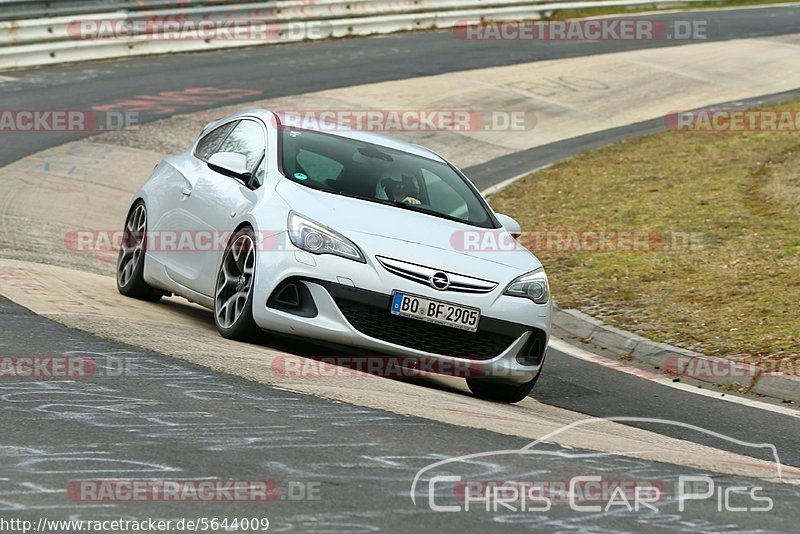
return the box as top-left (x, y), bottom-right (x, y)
top-left (2, 296), bottom-right (799, 531)
top-left (1, 5), bottom-right (800, 531)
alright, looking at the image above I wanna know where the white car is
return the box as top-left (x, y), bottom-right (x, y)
top-left (117, 109), bottom-right (551, 402)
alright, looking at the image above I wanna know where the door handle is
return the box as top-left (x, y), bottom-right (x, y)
top-left (181, 186), bottom-right (192, 196)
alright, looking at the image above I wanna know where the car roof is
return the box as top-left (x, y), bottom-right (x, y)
top-left (204, 109), bottom-right (446, 163)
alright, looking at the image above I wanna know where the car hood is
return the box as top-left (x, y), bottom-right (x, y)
top-left (275, 179), bottom-right (541, 273)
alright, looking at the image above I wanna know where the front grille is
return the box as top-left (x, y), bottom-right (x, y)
top-left (376, 256), bottom-right (498, 294)
top-left (334, 298), bottom-right (518, 360)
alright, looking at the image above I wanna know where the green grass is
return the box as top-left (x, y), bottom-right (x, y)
top-left (488, 100), bottom-right (800, 370)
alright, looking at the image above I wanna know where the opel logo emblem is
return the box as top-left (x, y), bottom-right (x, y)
top-left (430, 272), bottom-right (450, 290)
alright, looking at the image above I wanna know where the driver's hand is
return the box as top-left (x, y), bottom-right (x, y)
top-left (403, 196), bottom-right (421, 205)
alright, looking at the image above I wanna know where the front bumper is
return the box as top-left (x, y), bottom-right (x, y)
top-left (251, 248), bottom-right (551, 384)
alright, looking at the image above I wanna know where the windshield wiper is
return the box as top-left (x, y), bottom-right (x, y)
top-left (387, 199), bottom-right (467, 225)
top-left (327, 190), bottom-right (394, 206)
top-left (319, 189), bottom-right (469, 225)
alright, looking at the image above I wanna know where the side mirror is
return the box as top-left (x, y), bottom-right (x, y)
top-left (495, 213), bottom-right (522, 240)
top-left (208, 152), bottom-right (249, 180)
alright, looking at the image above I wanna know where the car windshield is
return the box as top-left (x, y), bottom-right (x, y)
top-left (279, 127), bottom-right (496, 228)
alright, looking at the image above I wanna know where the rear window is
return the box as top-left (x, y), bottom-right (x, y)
top-left (194, 121), bottom-right (236, 161)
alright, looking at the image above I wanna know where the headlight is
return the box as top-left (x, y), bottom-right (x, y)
top-left (504, 268), bottom-right (549, 304)
top-left (287, 211), bottom-right (366, 263)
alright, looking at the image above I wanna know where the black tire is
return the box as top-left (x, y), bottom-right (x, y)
top-left (466, 372), bottom-right (541, 403)
top-left (116, 200), bottom-right (163, 302)
top-left (214, 227), bottom-right (259, 341)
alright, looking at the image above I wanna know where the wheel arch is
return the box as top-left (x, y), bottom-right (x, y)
top-left (213, 220), bottom-right (258, 286)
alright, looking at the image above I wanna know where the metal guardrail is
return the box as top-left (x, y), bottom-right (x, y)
top-left (0, 1), bottom-right (270, 21)
top-left (0, 0), bottom-right (708, 70)
top-left (3, 0), bottom-right (537, 21)
top-left (0, 0), bottom-right (606, 23)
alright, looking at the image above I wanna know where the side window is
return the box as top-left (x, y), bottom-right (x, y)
top-left (194, 122), bottom-right (236, 161)
top-left (252, 157), bottom-right (266, 188)
top-left (217, 119), bottom-right (265, 171)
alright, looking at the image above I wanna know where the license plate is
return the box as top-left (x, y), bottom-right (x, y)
top-left (390, 291), bottom-right (480, 332)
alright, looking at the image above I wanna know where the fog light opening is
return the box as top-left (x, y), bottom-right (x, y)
top-left (516, 335), bottom-right (545, 367)
top-left (267, 279), bottom-right (319, 318)
top-left (275, 283), bottom-right (301, 307)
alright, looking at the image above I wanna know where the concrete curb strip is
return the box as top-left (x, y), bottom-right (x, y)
top-left (552, 306), bottom-right (800, 402)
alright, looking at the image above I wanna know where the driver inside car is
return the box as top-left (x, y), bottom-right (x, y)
top-left (376, 171), bottom-right (422, 205)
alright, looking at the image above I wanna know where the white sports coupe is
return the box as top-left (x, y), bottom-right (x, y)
top-left (117, 109), bottom-right (551, 402)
